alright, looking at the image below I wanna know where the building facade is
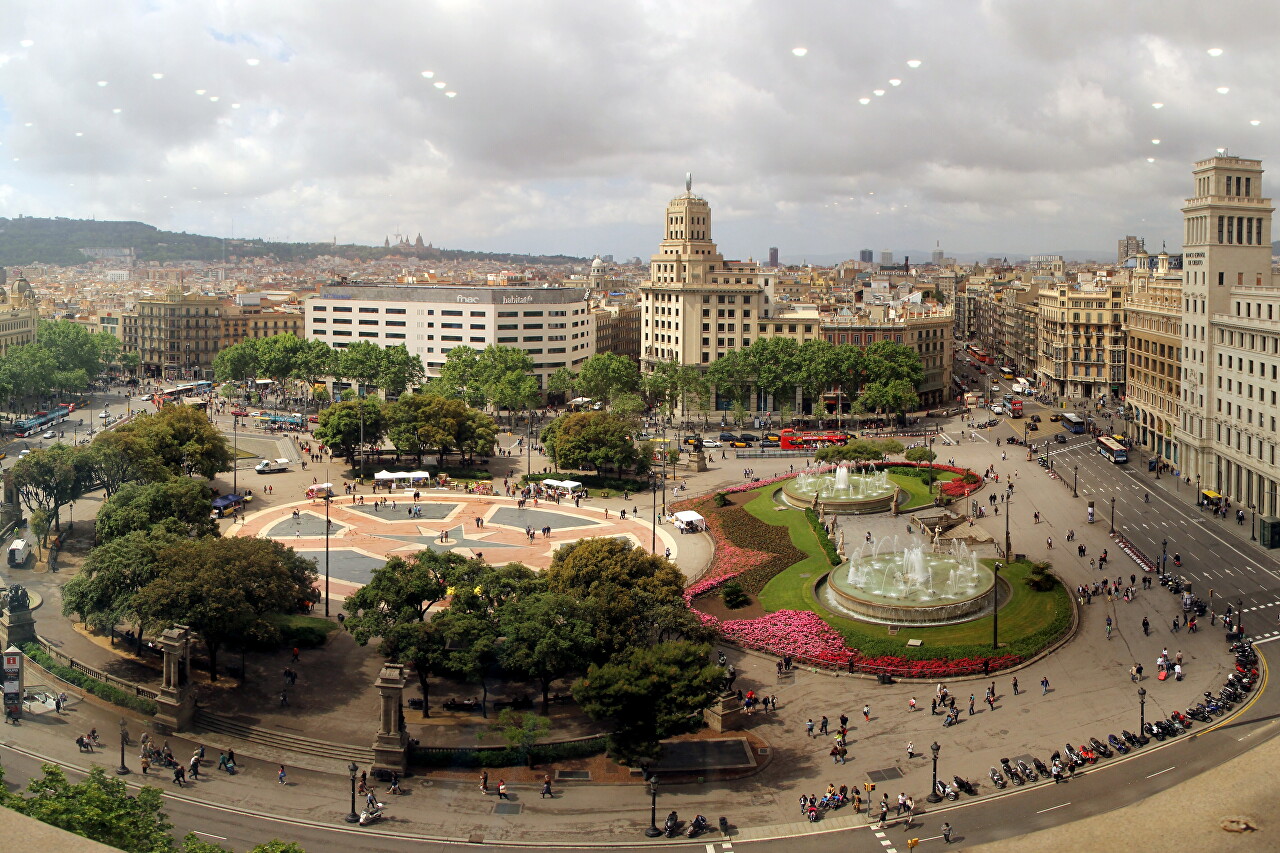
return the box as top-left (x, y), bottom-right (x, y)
top-left (820, 303), bottom-right (954, 406)
top-left (122, 286), bottom-right (224, 379)
top-left (0, 276), bottom-right (40, 358)
top-left (1123, 249), bottom-right (1182, 464)
top-left (1035, 282), bottom-right (1126, 401)
top-left (1173, 154), bottom-right (1280, 515)
top-left (305, 281), bottom-right (595, 391)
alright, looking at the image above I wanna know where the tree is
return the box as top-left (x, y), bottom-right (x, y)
top-left (815, 438), bottom-right (903, 463)
top-left (796, 339), bottom-right (837, 416)
top-left (378, 344), bottom-right (425, 398)
top-left (118, 405), bottom-right (234, 479)
top-left (83, 430), bottom-right (169, 497)
top-left (0, 342), bottom-right (58, 401)
top-left (0, 763), bottom-right (173, 853)
top-left (491, 708), bottom-right (551, 767)
top-left (745, 337), bottom-right (800, 410)
top-left (611, 391), bottom-right (646, 421)
top-left (864, 339), bottom-right (926, 388)
top-left (212, 339), bottom-right (260, 385)
top-left (858, 378), bottom-right (920, 424)
top-left (37, 319), bottom-right (107, 379)
top-left (540, 411), bottom-right (645, 475)
top-left (498, 591), bottom-right (596, 711)
top-left (430, 346), bottom-right (484, 407)
top-left (904, 445), bottom-right (939, 487)
top-left (291, 338), bottom-right (337, 408)
top-left (94, 479), bottom-right (217, 543)
top-left (575, 352), bottom-right (640, 406)
top-left (546, 366), bottom-right (577, 402)
top-left (704, 349), bottom-right (752, 409)
top-left (62, 528), bottom-right (182, 648)
top-left (643, 357), bottom-right (683, 415)
top-left (432, 605), bottom-right (505, 717)
top-left (343, 550), bottom-right (467, 706)
top-left (11, 444), bottom-right (92, 536)
top-left (254, 333), bottom-right (306, 389)
top-left (573, 641), bottom-right (721, 765)
top-left (133, 537), bottom-right (317, 680)
top-left (473, 346), bottom-right (539, 420)
top-left (312, 397), bottom-right (386, 462)
top-left (180, 836), bottom-right (307, 853)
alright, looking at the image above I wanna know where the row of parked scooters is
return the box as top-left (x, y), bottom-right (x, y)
top-left (941, 641), bottom-right (1259, 797)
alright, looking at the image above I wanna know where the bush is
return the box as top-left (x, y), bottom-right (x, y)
top-left (21, 643), bottom-right (158, 715)
top-left (713, 492), bottom-right (730, 507)
top-left (411, 736), bottom-right (606, 768)
top-left (271, 614), bottom-right (337, 649)
top-left (1024, 561), bottom-right (1060, 592)
top-left (886, 466), bottom-right (930, 480)
top-left (721, 582), bottom-right (749, 609)
top-left (804, 508), bottom-right (841, 566)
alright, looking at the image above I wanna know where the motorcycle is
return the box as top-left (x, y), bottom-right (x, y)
top-left (1063, 743), bottom-right (1085, 767)
top-left (1089, 737), bottom-right (1112, 759)
top-left (1001, 757), bottom-right (1023, 785)
top-left (665, 811), bottom-right (680, 838)
top-left (1123, 729), bottom-right (1148, 747)
top-left (687, 815), bottom-right (709, 838)
top-left (1077, 745), bottom-right (1097, 764)
top-left (1017, 759), bottom-right (1038, 782)
top-left (953, 775), bottom-right (977, 796)
top-left (1170, 711), bottom-right (1192, 730)
top-left (1033, 757), bottom-right (1051, 778)
top-left (989, 766), bottom-right (1007, 789)
top-left (1108, 733), bottom-right (1129, 755)
top-left (1186, 705), bottom-right (1212, 723)
top-left (358, 804), bottom-right (385, 826)
top-left (935, 779), bottom-right (958, 801)
top-left (1154, 719), bottom-right (1178, 738)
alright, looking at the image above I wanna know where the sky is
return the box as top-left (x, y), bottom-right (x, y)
top-left (0, 0), bottom-right (1276, 263)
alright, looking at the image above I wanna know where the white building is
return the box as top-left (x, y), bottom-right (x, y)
top-left (306, 281), bottom-right (595, 391)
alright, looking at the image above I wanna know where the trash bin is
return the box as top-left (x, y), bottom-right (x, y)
top-left (877, 673), bottom-right (894, 685)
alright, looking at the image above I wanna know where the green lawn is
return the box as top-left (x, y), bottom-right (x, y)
top-left (890, 470), bottom-right (959, 512)
top-left (749, 487), bottom-right (1071, 657)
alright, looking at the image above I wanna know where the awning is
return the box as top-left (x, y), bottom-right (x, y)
top-left (374, 470), bottom-right (398, 480)
top-left (1202, 490), bottom-right (1222, 500)
top-left (211, 494), bottom-right (243, 509)
top-left (569, 397), bottom-right (592, 405)
top-left (559, 480), bottom-right (583, 491)
top-left (542, 479), bottom-right (565, 489)
top-left (407, 471), bottom-right (432, 480)
top-left (673, 510), bottom-right (705, 523)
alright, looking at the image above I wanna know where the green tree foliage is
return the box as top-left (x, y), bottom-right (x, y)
top-left (704, 349), bottom-right (753, 407)
top-left (254, 332), bottom-right (306, 387)
top-left (312, 397), bottom-right (386, 461)
top-left (378, 344), bottom-right (426, 398)
top-left (336, 340), bottom-right (386, 393)
top-left (94, 479), bottom-right (217, 543)
top-left (574, 352), bottom-right (640, 406)
top-left (903, 446), bottom-right (937, 465)
top-left (62, 528), bottom-right (182, 641)
top-left (744, 337), bottom-right (800, 404)
top-left (814, 438), bottom-right (903, 463)
top-left (491, 708), bottom-right (551, 765)
top-left (11, 444), bottom-right (93, 536)
top-left (82, 430), bottom-right (169, 497)
top-left (133, 537), bottom-right (317, 680)
top-left (498, 591), bottom-right (597, 711)
top-left (381, 393), bottom-right (494, 466)
top-left (180, 835), bottom-right (308, 853)
top-left (546, 366), bottom-right (577, 400)
top-left (0, 764), bottom-right (173, 853)
top-left (37, 319), bottom-right (111, 378)
top-left (430, 346), bottom-right (484, 406)
top-left (573, 641), bottom-right (722, 766)
top-left (540, 411), bottom-right (646, 474)
top-left (117, 404), bottom-right (234, 479)
top-left (212, 338), bottom-right (261, 384)
top-left (0, 342), bottom-right (58, 399)
top-left (544, 538), bottom-right (684, 661)
top-left (858, 378), bottom-right (920, 423)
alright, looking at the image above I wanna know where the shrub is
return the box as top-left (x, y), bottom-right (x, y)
top-left (21, 643), bottom-right (158, 715)
top-left (722, 582), bottom-right (749, 609)
top-left (1024, 561), bottom-right (1059, 592)
top-left (804, 508), bottom-right (841, 566)
top-left (712, 492), bottom-right (730, 507)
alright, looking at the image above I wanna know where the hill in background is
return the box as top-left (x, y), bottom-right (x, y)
top-left (0, 216), bottom-right (583, 267)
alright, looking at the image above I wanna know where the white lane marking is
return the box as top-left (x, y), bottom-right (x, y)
top-left (193, 832), bottom-right (228, 840)
top-left (1146, 766), bottom-right (1175, 778)
top-left (1035, 802), bottom-right (1071, 814)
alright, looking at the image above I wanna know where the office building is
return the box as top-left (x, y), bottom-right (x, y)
top-left (859, 250), bottom-right (874, 263)
top-left (1035, 282), bottom-right (1126, 400)
top-left (1123, 247), bottom-right (1181, 464)
top-left (768, 247), bottom-right (780, 267)
top-left (122, 285), bottom-right (224, 380)
top-left (1117, 234), bottom-right (1145, 264)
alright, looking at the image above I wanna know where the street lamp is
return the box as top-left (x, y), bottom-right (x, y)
top-left (926, 742), bottom-right (942, 802)
top-left (1109, 496), bottom-right (1116, 534)
top-left (644, 773), bottom-right (662, 837)
top-left (1003, 496), bottom-right (1011, 563)
top-left (116, 717), bottom-right (129, 775)
top-left (1161, 538), bottom-right (1168, 572)
top-left (650, 472), bottom-right (658, 554)
top-left (324, 483), bottom-right (331, 617)
top-left (344, 761), bottom-right (360, 823)
top-left (1195, 474), bottom-right (1201, 507)
top-left (232, 415), bottom-right (239, 496)
top-left (1073, 465), bottom-right (1078, 499)
top-left (1250, 503), bottom-right (1257, 541)
top-left (992, 562), bottom-right (1001, 651)
top-left (1138, 687), bottom-right (1147, 735)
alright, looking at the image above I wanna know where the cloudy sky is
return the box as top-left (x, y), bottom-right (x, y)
top-left (0, 0), bottom-right (1275, 262)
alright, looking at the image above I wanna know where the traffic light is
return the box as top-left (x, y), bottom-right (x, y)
top-left (864, 782), bottom-right (875, 793)
top-left (1209, 588), bottom-right (1214, 600)
top-left (907, 840), bottom-right (920, 850)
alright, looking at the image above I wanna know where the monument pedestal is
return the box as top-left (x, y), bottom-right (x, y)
top-left (371, 664), bottom-right (409, 774)
top-left (153, 626), bottom-right (194, 734)
top-left (0, 608), bottom-right (36, 649)
top-left (703, 692), bottom-right (745, 733)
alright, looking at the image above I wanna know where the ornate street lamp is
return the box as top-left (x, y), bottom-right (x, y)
top-left (644, 773), bottom-right (662, 837)
top-left (926, 742), bottom-right (942, 802)
top-left (344, 761), bottom-right (360, 823)
top-left (116, 717), bottom-right (130, 775)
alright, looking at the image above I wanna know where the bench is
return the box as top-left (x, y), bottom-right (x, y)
top-left (443, 699), bottom-right (482, 713)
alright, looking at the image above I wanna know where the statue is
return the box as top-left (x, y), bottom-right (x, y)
top-left (3, 583), bottom-right (29, 614)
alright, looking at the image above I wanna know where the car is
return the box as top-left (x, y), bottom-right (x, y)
top-left (682, 435), bottom-right (700, 447)
top-left (760, 440), bottom-right (780, 448)
top-left (308, 414), bottom-right (319, 423)
top-left (1030, 414), bottom-right (1042, 423)
top-left (249, 411), bottom-right (264, 418)
top-left (18, 449), bottom-right (31, 458)
top-left (729, 440), bottom-right (752, 448)
top-left (1049, 413), bottom-right (1062, 422)
top-left (1055, 433), bottom-right (1068, 443)
top-left (98, 410), bottom-right (110, 418)
top-left (718, 432), bottom-right (737, 441)
top-left (41, 430), bottom-right (55, 439)
top-left (231, 408), bottom-right (248, 417)
top-left (702, 439), bottom-right (722, 448)
top-left (1026, 422), bottom-right (1039, 431)
top-left (738, 433), bottom-right (760, 442)
top-left (140, 393), bottom-right (153, 401)
top-left (764, 432), bottom-right (781, 442)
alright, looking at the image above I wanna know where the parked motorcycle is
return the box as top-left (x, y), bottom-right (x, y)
top-left (1089, 737), bottom-right (1112, 759)
top-left (1016, 759), bottom-right (1038, 782)
top-left (1001, 758), bottom-right (1023, 785)
top-left (1108, 734), bottom-right (1129, 755)
top-left (989, 766), bottom-right (1007, 789)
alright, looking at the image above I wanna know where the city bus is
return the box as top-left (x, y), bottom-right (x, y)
top-left (13, 406), bottom-right (70, 437)
top-left (1097, 435), bottom-right (1128, 463)
top-left (779, 429), bottom-right (850, 451)
top-left (1061, 413), bottom-right (1086, 433)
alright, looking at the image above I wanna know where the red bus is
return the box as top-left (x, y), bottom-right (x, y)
top-left (779, 429), bottom-right (850, 451)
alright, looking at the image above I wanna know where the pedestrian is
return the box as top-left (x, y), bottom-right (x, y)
top-left (173, 765), bottom-right (186, 787)
top-left (806, 719), bottom-right (815, 737)
top-left (839, 712), bottom-right (849, 729)
top-left (1175, 650), bottom-right (1183, 666)
top-left (1011, 676), bottom-right (1019, 696)
top-left (1130, 665), bottom-right (1138, 683)
top-left (968, 694), bottom-right (975, 715)
top-left (291, 647), bottom-right (300, 662)
top-left (942, 822), bottom-right (953, 843)
top-left (896, 792), bottom-right (906, 816)
top-left (903, 795), bottom-right (915, 829)
top-left (189, 754), bottom-right (200, 779)
top-left (481, 770), bottom-right (490, 794)
top-left (878, 796), bottom-right (889, 827)
top-left (930, 697), bottom-right (937, 714)
top-left (908, 697), bottom-right (917, 712)
top-left (280, 689), bottom-right (289, 707)
top-left (498, 780), bottom-right (509, 800)
top-left (819, 715), bottom-right (828, 735)
top-left (906, 741), bottom-right (915, 759)
top-left (1041, 676), bottom-right (1050, 695)
top-left (863, 704), bottom-right (870, 722)
top-left (141, 753), bottom-right (151, 775)
top-left (1142, 616), bottom-right (1150, 636)
top-left (54, 693), bottom-right (62, 714)
top-left (278, 765), bottom-right (287, 784)
top-left (541, 775), bottom-right (553, 799)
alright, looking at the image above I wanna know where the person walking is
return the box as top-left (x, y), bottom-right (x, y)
top-left (278, 765), bottom-right (287, 785)
top-left (1130, 664), bottom-right (1139, 683)
top-left (906, 741), bottom-right (915, 759)
top-left (819, 715), bottom-right (829, 735)
top-left (806, 719), bottom-right (815, 737)
top-left (941, 822), bottom-right (954, 843)
top-left (541, 775), bottom-right (553, 799)
top-left (189, 753), bottom-right (200, 779)
top-left (173, 765), bottom-right (185, 787)
top-left (1142, 616), bottom-right (1150, 636)
top-left (968, 694), bottom-right (975, 715)
top-left (1041, 676), bottom-right (1050, 695)
top-left (1011, 676), bottom-right (1019, 696)
top-left (481, 770), bottom-right (490, 794)
top-left (863, 704), bottom-right (871, 722)
top-left (497, 780), bottom-right (510, 800)
top-left (908, 697), bottom-right (917, 712)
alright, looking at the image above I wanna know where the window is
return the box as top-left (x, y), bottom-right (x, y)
top-left (497, 311), bottom-right (518, 317)
top-left (332, 318), bottom-right (352, 325)
top-left (442, 335), bottom-right (462, 342)
top-left (386, 308), bottom-right (406, 315)
top-left (358, 331), bottom-right (378, 338)
top-left (358, 319), bottom-right (378, 326)
top-left (470, 311), bottom-right (485, 317)
top-left (386, 332), bottom-right (406, 339)
top-left (442, 322), bottom-right (462, 329)
top-left (313, 305), bottom-right (327, 312)
top-left (442, 310), bottom-right (463, 316)
top-left (333, 306), bottom-right (352, 313)
top-left (522, 311), bottom-right (544, 317)
top-left (386, 320), bottom-right (406, 327)
top-left (359, 307), bottom-right (379, 313)
top-left (497, 336), bottom-right (517, 343)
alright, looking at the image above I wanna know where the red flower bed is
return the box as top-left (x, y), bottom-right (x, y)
top-left (849, 652), bottom-right (1023, 677)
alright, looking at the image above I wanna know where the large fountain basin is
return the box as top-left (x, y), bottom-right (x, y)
top-left (823, 551), bottom-right (996, 625)
top-left (780, 467), bottom-right (899, 514)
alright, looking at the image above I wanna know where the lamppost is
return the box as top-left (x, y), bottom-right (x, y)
top-left (323, 479), bottom-right (331, 617)
top-left (344, 761), bottom-right (360, 823)
top-left (926, 742), bottom-right (942, 802)
top-left (1161, 538), bottom-right (1168, 572)
top-left (1073, 465), bottom-right (1079, 499)
top-left (1250, 503), bottom-right (1257, 541)
top-left (1195, 473), bottom-right (1201, 507)
top-left (1004, 496), bottom-right (1012, 561)
top-left (650, 472), bottom-right (658, 554)
top-left (644, 773), bottom-right (662, 837)
top-left (1109, 496), bottom-right (1116, 534)
top-left (992, 562), bottom-right (1001, 651)
top-left (232, 415), bottom-right (240, 495)
top-left (358, 387), bottom-right (366, 483)
top-left (1138, 686), bottom-right (1147, 734)
top-left (116, 717), bottom-right (129, 775)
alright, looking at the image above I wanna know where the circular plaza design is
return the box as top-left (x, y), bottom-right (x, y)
top-left (234, 491), bottom-right (674, 599)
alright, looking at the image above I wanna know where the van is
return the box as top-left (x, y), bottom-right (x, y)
top-left (255, 458), bottom-right (290, 474)
top-left (8, 539), bottom-right (30, 568)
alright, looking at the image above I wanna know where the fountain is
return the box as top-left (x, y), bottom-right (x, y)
top-left (822, 537), bottom-right (996, 625)
top-left (780, 462), bottom-right (899, 514)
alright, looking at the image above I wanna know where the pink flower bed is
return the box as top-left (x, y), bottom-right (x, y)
top-left (717, 610), bottom-right (854, 666)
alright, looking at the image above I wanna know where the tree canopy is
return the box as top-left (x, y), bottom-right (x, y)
top-left (94, 479), bottom-right (217, 543)
top-left (117, 404), bottom-right (234, 479)
top-left (540, 411), bottom-right (647, 474)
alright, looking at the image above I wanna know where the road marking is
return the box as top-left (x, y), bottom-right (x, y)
top-left (1146, 766), bottom-right (1175, 778)
top-left (193, 832), bottom-right (227, 840)
top-left (1035, 802), bottom-right (1071, 814)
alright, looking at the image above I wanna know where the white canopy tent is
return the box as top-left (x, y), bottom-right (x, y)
top-left (673, 510), bottom-right (706, 532)
top-left (374, 470), bottom-right (398, 481)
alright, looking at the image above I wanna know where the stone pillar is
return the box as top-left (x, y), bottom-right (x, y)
top-left (153, 626), bottom-right (194, 734)
top-left (703, 691), bottom-right (745, 733)
top-left (371, 664), bottom-right (408, 774)
top-left (0, 585), bottom-right (36, 649)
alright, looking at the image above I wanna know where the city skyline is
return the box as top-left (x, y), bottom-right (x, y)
top-left (1, 1), bottom-right (1277, 261)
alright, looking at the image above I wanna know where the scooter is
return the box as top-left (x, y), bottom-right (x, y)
top-left (953, 775), bottom-right (977, 796)
top-left (665, 811), bottom-right (681, 837)
top-left (1001, 758), bottom-right (1023, 785)
top-left (1063, 743), bottom-right (1085, 767)
top-left (358, 804), bottom-right (385, 826)
top-left (935, 779), bottom-right (958, 801)
top-left (687, 815), bottom-right (709, 838)
top-left (1089, 737), bottom-right (1112, 759)
top-left (1032, 757), bottom-right (1051, 777)
top-left (1017, 759), bottom-right (1038, 782)
top-left (989, 766), bottom-right (1007, 789)
top-left (1108, 733), bottom-right (1129, 755)
top-left (1170, 711), bottom-right (1193, 730)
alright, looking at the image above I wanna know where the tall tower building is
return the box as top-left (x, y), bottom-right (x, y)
top-left (639, 177), bottom-right (774, 379)
top-left (880, 251), bottom-right (894, 265)
top-left (859, 249), bottom-right (874, 263)
top-left (768, 246), bottom-right (780, 267)
top-left (1174, 155), bottom-right (1279, 512)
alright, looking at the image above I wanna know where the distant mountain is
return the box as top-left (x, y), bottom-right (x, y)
top-left (0, 217), bottom-right (584, 267)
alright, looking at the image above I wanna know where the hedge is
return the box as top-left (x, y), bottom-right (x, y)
top-left (21, 643), bottom-right (158, 715)
top-left (270, 614), bottom-right (338, 649)
top-left (410, 735), bottom-right (606, 768)
top-left (804, 508), bottom-right (841, 566)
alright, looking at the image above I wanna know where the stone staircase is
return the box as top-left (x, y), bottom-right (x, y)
top-left (187, 709), bottom-right (374, 771)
